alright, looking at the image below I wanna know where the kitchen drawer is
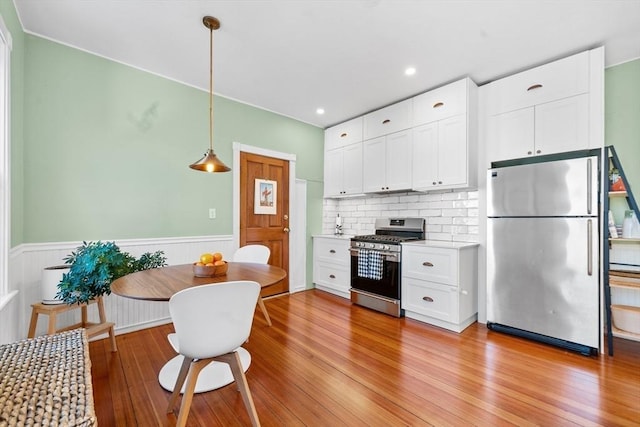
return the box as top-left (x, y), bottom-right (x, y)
top-left (402, 246), bottom-right (457, 285)
top-left (313, 262), bottom-right (349, 290)
top-left (313, 237), bottom-right (350, 266)
top-left (486, 50), bottom-right (589, 116)
top-left (325, 117), bottom-right (363, 151)
top-left (413, 78), bottom-right (467, 126)
top-left (403, 277), bottom-right (458, 323)
top-left (364, 99), bottom-right (412, 140)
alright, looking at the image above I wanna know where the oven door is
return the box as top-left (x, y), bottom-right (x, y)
top-left (350, 248), bottom-right (400, 299)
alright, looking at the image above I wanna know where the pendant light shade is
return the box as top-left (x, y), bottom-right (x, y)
top-left (189, 16), bottom-right (230, 173)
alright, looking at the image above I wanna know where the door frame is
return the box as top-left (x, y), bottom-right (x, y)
top-left (232, 142), bottom-right (300, 293)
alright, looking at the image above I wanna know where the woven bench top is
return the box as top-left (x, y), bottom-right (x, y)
top-left (0, 329), bottom-right (96, 426)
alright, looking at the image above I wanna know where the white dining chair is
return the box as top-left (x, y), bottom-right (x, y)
top-left (233, 245), bottom-right (273, 326)
top-left (166, 281), bottom-right (261, 427)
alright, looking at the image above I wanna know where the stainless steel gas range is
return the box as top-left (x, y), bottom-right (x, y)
top-left (350, 218), bottom-right (425, 317)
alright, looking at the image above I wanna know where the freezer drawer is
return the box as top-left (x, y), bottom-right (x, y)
top-left (487, 155), bottom-right (598, 217)
top-left (487, 217), bottom-right (599, 348)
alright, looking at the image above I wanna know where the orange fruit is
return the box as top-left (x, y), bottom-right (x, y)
top-left (205, 262), bottom-right (215, 267)
top-left (195, 262), bottom-right (205, 266)
top-left (213, 252), bottom-right (223, 262)
top-left (200, 253), bottom-right (214, 264)
top-left (214, 260), bottom-right (225, 266)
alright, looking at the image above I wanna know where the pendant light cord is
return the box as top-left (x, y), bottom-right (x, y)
top-left (209, 26), bottom-right (214, 151)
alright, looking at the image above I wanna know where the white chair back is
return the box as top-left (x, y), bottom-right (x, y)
top-left (169, 281), bottom-right (260, 360)
top-left (233, 245), bottom-right (270, 264)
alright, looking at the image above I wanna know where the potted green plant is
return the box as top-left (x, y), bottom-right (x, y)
top-left (56, 241), bottom-right (167, 305)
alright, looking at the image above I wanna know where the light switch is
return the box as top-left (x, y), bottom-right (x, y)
top-left (208, 208), bottom-right (216, 219)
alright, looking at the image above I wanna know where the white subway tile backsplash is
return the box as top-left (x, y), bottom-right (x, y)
top-left (324, 190), bottom-right (479, 242)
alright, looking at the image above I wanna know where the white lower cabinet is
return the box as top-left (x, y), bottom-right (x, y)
top-left (401, 242), bottom-right (478, 332)
top-left (313, 236), bottom-right (351, 299)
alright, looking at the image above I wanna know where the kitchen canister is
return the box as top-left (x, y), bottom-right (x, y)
top-left (622, 210), bottom-right (640, 238)
top-left (41, 265), bottom-right (69, 304)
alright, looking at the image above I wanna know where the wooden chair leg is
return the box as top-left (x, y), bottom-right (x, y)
top-left (257, 298), bottom-right (272, 326)
top-left (175, 359), bottom-right (212, 427)
top-left (217, 352), bottom-right (261, 427)
top-left (167, 356), bottom-right (193, 414)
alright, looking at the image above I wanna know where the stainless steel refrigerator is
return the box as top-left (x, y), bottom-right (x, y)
top-left (487, 153), bottom-right (600, 355)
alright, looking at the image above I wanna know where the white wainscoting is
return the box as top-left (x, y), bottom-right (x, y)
top-left (10, 236), bottom-right (235, 340)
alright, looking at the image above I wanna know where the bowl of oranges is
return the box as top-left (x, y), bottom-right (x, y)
top-left (193, 252), bottom-right (228, 277)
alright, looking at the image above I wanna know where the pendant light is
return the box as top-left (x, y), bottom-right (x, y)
top-left (189, 16), bottom-right (231, 173)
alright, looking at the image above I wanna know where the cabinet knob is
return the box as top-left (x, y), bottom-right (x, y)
top-left (527, 84), bottom-right (543, 91)
top-left (432, 182), bottom-right (437, 185)
top-left (340, 132), bottom-right (347, 138)
top-left (438, 181), bottom-right (443, 184)
top-left (527, 151), bottom-right (533, 155)
top-left (382, 119), bottom-right (391, 124)
top-left (536, 149), bottom-right (541, 154)
top-left (329, 274), bottom-right (336, 279)
top-left (423, 261), bottom-right (434, 267)
top-left (460, 290), bottom-right (468, 295)
top-left (433, 102), bottom-right (444, 109)
top-left (329, 249), bottom-right (336, 254)
top-left (422, 296), bottom-right (434, 302)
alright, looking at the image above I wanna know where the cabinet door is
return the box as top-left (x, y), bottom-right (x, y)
top-left (535, 94), bottom-right (589, 156)
top-left (412, 122), bottom-right (439, 189)
top-left (342, 142), bottom-right (363, 195)
top-left (488, 108), bottom-right (535, 164)
top-left (413, 78), bottom-right (467, 126)
top-left (325, 117), bottom-right (363, 151)
top-left (363, 136), bottom-right (387, 192)
top-left (437, 114), bottom-right (467, 187)
top-left (364, 99), bottom-right (412, 140)
top-left (323, 149), bottom-right (343, 197)
top-left (385, 130), bottom-right (412, 191)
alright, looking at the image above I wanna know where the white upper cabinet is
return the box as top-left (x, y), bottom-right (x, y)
top-left (411, 77), bottom-right (477, 192)
top-left (362, 130), bottom-right (412, 193)
top-left (413, 78), bottom-right (467, 126)
top-left (324, 142), bottom-right (363, 198)
top-left (486, 47), bottom-right (603, 164)
top-left (363, 99), bottom-right (413, 140)
top-left (324, 117), bottom-right (363, 151)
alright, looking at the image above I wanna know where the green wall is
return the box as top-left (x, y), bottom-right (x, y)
top-left (22, 35), bottom-right (323, 242)
top-left (0, 1), bottom-right (25, 246)
top-left (605, 59), bottom-right (640, 224)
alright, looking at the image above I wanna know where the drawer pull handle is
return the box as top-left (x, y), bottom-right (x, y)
top-left (340, 132), bottom-right (347, 138)
top-left (527, 84), bottom-right (543, 91)
top-left (329, 274), bottom-right (336, 279)
top-left (422, 296), bottom-right (434, 302)
top-left (461, 290), bottom-right (468, 295)
top-left (382, 119), bottom-right (391, 124)
top-left (433, 102), bottom-right (444, 108)
top-left (423, 261), bottom-right (434, 267)
top-left (329, 249), bottom-right (336, 254)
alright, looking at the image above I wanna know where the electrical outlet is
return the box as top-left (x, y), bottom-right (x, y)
top-left (208, 208), bottom-right (216, 219)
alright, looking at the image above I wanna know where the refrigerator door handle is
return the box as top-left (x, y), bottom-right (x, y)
top-left (587, 158), bottom-right (592, 215)
top-left (587, 219), bottom-right (593, 276)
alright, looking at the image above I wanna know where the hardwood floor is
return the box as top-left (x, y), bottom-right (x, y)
top-left (89, 290), bottom-right (640, 426)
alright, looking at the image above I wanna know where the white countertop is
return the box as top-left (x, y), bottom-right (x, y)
top-left (312, 234), bottom-right (354, 240)
top-left (402, 240), bottom-right (479, 249)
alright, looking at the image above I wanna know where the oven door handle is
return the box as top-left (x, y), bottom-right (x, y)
top-left (350, 249), bottom-right (399, 262)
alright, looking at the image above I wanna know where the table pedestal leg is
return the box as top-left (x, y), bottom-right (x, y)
top-left (158, 347), bottom-right (251, 394)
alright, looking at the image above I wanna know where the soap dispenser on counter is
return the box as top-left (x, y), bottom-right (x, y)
top-left (335, 214), bottom-right (343, 236)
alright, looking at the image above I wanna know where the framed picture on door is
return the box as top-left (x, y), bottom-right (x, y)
top-left (254, 179), bottom-right (277, 215)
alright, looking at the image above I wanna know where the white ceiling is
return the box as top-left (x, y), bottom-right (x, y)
top-left (12, 0), bottom-right (640, 129)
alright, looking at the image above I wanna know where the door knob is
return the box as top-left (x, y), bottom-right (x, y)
top-left (284, 227), bottom-right (290, 233)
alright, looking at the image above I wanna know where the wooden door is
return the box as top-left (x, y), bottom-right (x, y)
top-left (240, 152), bottom-right (289, 296)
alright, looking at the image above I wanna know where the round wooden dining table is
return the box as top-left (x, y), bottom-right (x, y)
top-left (111, 262), bottom-right (287, 394)
top-left (111, 262), bottom-right (287, 301)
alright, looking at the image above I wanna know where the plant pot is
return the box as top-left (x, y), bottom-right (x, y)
top-left (42, 265), bottom-right (69, 305)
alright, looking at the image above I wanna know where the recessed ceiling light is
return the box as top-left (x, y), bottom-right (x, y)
top-left (405, 67), bottom-right (416, 76)
top-left (316, 108), bottom-right (325, 115)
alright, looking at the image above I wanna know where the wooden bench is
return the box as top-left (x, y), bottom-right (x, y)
top-left (27, 296), bottom-right (117, 352)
